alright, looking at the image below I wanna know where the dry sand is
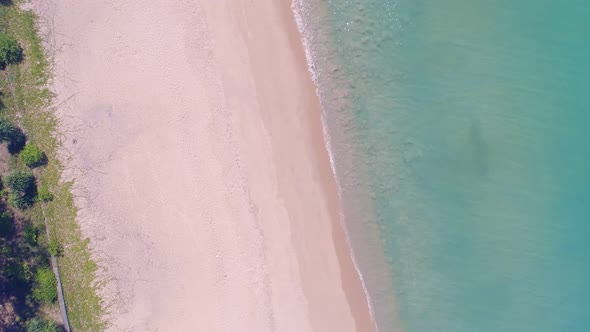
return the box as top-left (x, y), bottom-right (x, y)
top-left (33, 0), bottom-right (375, 331)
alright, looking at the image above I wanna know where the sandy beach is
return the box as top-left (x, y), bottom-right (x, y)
top-left (32, 0), bottom-right (374, 331)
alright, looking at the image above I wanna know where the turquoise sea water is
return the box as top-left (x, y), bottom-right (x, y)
top-left (295, 1), bottom-right (590, 331)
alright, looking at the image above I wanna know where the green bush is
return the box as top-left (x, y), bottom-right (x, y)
top-left (19, 144), bottom-right (45, 167)
top-left (7, 127), bottom-right (26, 154)
top-left (32, 267), bottom-right (57, 303)
top-left (4, 170), bottom-right (36, 209)
top-left (5, 261), bottom-right (32, 284)
top-left (25, 317), bottom-right (60, 332)
top-left (5, 169), bottom-right (35, 192)
top-left (22, 261), bottom-right (33, 281)
top-left (0, 118), bottom-right (15, 142)
top-left (23, 223), bottom-right (38, 246)
top-left (8, 191), bottom-right (33, 209)
top-left (0, 33), bottom-right (22, 68)
top-left (47, 238), bottom-right (61, 257)
top-left (0, 244), bottom-right (10, 256)
top-left (5, 261), bottom-right (22, 281)
top-left (0, 118), bottom-right (26, 153)
top-left (37, 185), bottom-right (53, 202)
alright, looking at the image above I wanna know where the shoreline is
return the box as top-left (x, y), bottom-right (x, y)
top-left (288, 1), bottom-right (378, 329)
top-left (34, 0), bottom-right (375, 330)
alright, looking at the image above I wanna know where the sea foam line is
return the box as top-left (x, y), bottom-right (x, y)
top-left (290, 1), bottom-right (379, 329)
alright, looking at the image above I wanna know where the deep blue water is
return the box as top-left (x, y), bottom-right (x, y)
top-left (296, 1), bottom-right (590, 331)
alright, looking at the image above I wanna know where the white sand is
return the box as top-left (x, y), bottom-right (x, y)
top-left (33, 0), bottom-right (375, 331)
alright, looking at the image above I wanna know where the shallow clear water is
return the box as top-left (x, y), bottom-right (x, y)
top-left (295, 1), bottom-right (590, 331)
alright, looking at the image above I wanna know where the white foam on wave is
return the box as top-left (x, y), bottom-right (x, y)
top-left (290, 1), bottom-right (379, 329)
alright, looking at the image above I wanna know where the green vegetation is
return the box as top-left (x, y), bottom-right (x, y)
top-left (37, 184), bottom-right (53, 202)
top-left (0, 33), bottom-right (22, 68)
top-left (47, 237), bottom-right (61, 256)
top-left (23, 222), bottom-right (38, 246)
top-left (0, 210), bottom-right (12, 235)
top-left (32, 267), bottom-right (57, 303)
top-left (0, 117), bottom-right (26, 153)
top-left (26, 317), bottom-right (60, 332)
top-left (0, 117), bottom-right (17, 141)
top-left (8, 191), bottom-right (30, 209)
top-left (5, 169), bottom-right (36, 209)
top-left (5, 169), bottom-right (35, 192)
top-left (19, 143), bottom-right (45, 167)
top-left (0, 1), bottom-right (104, 331)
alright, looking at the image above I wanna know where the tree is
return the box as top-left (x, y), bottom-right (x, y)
top-left (19, 144), bottom-right (45, 167)
top-left (0, 33), bottom-right (22, 68)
